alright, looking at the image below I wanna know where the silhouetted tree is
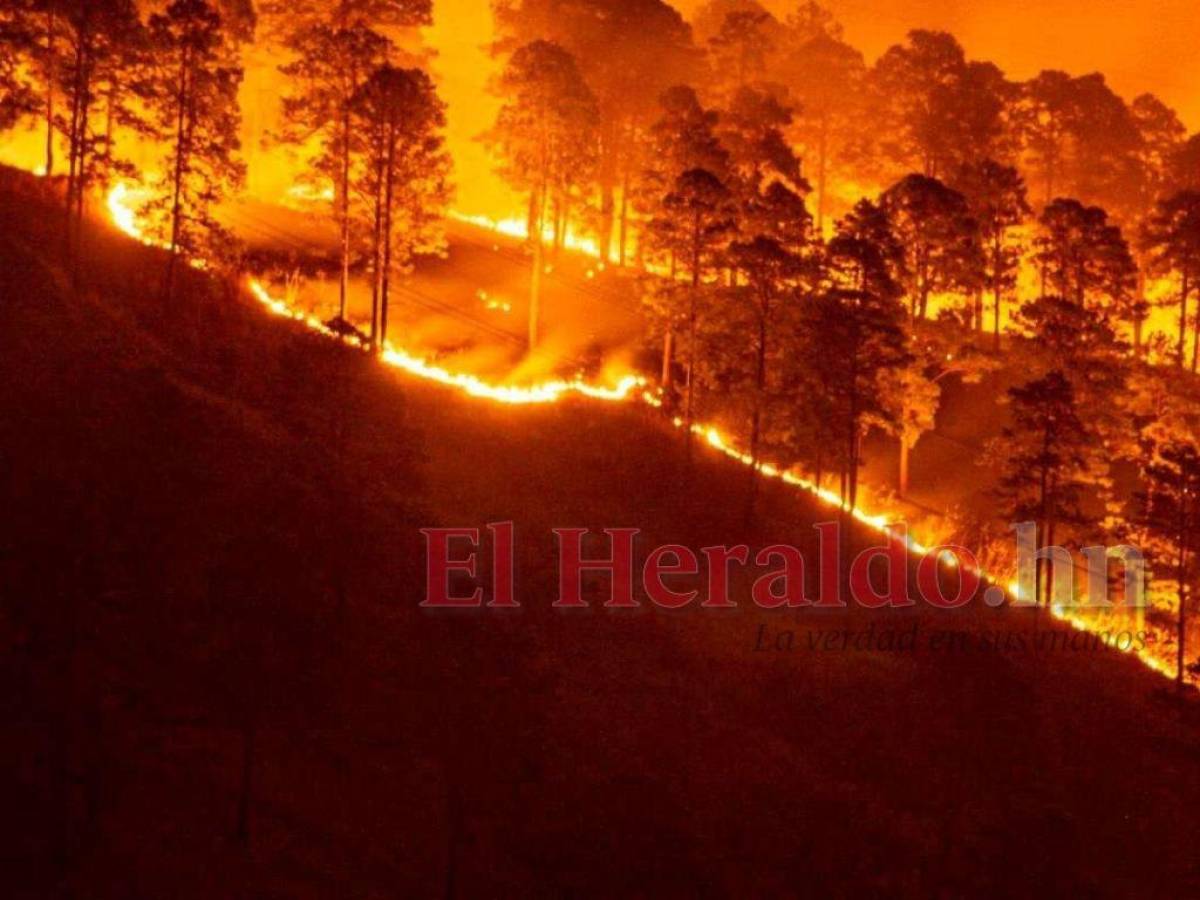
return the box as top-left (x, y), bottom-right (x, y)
top-left (807, 199), bottom-right (911, 507)
top-left (142, 0), bottom-right (245, 299)
top-left (880, 173), bottom-right (982, 320)
top-left (774, 19), bottom-right (866, 232)
top-left (1138, 439), bottom-right (1200, 685)
top-left (990, 371), bottom-right (1092, 607)
top-left (870, 31), bottom-right (1010, 179)
top-left (707, 6), bottom-right (775, 97)
top-left (51, 0), bottom-right (143, 263)
top-left (351, 64), bottom-right (449, 350)
top-left (639, 86), bottom-right (728, 398)
top-left (651, 167), bottom-right (736, 438)
top-left (1035, 198), bottom-right (1139, 335)
top-left (484, 39), bottom-right (599, 349)
top-left (1141, 191), bottom-right (1200, 369)
top-left (276, 19), bottom-right (391, 322)
top-left (953, 159), bottom-right (1030, 346)
top-left (493, 0), bottom-right (699, 265)
top-left (1168, 134), bottom-right (1200, 193)
top-left (1014, 70), bottom-right (1075, 206)
top-left (1016, 71), bottom-right (1143, 218)
top-left (1130, 93), bottom-right (1186, 213)
top-left (720, 206), bottom-right (809, 479)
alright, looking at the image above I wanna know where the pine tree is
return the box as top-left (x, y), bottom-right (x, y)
top-left (142, 0), bottom-right (245, 299)
top-left (277, 22), bottom-right (390, 322)
top-left (268, 0), bottom-right (431, 321)
top-left (805, 200), bottom-right (911, 508)
top-left (52, 0), bottom-right (144, 264)
top-left (1035, 198), bottom-right (1139, 334)
top-left (880, 173), bottom-right (982, 320)
top-left (351, 64), bottom-right (450, 351)
top-left (1140, 191), bottom-right (1200, 369)
top-left (1138, 438), bottom-right (1200, 685)
top-left (654, 168), bottom-right (736, 441)
top-left (484, 39), bottom-right (599, 350)
top-left (952, 159), bottom-right (1029, 347)
top-left (990, 371), bottom-right (1092, 607)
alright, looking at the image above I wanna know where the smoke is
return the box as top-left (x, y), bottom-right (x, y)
top-left (678, 0), bottom-right (1198, 127)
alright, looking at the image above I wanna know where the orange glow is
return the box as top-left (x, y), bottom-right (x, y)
top-left (104, 166), bottom-right (1189, 689)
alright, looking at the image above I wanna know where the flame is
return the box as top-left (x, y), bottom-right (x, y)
top-left (103, 178), bottom-right (1187, 687)
top-left (107, 182), bottom-right (146, 241)
top-left (449, 210), bottom-right (603, 259)
top-left (247, 279), bottom-right (644, 405)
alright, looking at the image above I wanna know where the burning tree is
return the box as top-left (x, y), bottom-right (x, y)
top-left (47, 0), bottom-right (145, 263)
top-left (990, 371), bottom-right (1093, 607)
top-left (350, 64), bottom-right (450, 351)
top-left (141, 0), bottom-right (245, 299)
top-left (951, 159), bottom-right (1030, 346)
top-left (492, 0), bottom-right (700, 266)
top-left (649, 168), bottom-right (736, 438)
top-left (802, 199), bottom-right (911, 508)
top-left (484, 38), bottom-right (599, 350)
top-left (1034, 199), bottom-right (1139, 336)
top-left (880, 173), bottom-right (982, 320)
top-left (774, 15), bottom-right (867, 232)
top-left (269, 0), bottom-right (431, 322)
top-left (1140, 191), bottom-right (1200, 369)
top-left (1138, 438), bottom-right (1200, 685)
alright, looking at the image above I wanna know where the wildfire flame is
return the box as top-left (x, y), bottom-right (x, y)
top-left (102, 180), bottom-right (1183, 687)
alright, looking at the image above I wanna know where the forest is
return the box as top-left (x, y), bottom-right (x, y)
top-left (3, 0), bottom-right (1200, 683)
top-left (6, 1), bottom-right (1200, 895)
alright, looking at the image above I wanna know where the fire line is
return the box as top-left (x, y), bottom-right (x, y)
top-left (102, 180), bottom-right (1182, 686)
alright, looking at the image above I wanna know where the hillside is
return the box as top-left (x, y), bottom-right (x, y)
top-left (3, 171), bottom-right (1200, 897)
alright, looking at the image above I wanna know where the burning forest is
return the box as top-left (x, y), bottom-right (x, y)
top-left (3, 1), bottom-right (1200, 896)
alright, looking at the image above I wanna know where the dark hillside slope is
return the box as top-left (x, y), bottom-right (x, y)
top-left (2, 173), bottom-right (1199, 897)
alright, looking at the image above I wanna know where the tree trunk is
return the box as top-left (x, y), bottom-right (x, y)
top-left (379, 126), bottom-right (397, 349)
top-left (899, 436), bottom-right (911, 497)
top-left (1179, 273), bottom-right (1189, 368)
top-left (598, 137), bottom-right (616, 264)
top-left (338, 108), bottom-right (351, 321)
top-left (1192, 294), bottom-right (1200, 374)
top-left (164, 50), bottom-right (191, 302)
top-left (618, 170), bottom-right (629, 268)
top-left (660, 328), bottom-right (673, 399)
top-left (1177, 481), bottom-right (1190, 687)
top-left (684, 212), bottom-right (701, 456)
top-left (749, 296), bottom-right (769, 473)
top-left (369, 151), bottom-right (385, 349)
top-left (44, 12), bottom-right (55, 177)
top-left (816, 118), bottom-right (828, 236)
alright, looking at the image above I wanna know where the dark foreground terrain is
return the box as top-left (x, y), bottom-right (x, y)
top-left (3, 172), bottom-right (1200, 897)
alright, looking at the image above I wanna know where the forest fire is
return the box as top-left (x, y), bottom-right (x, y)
top-left (104, 176), bottom-right (1179, 683)
top-left (6, 1), bottom-right (1200, 894)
